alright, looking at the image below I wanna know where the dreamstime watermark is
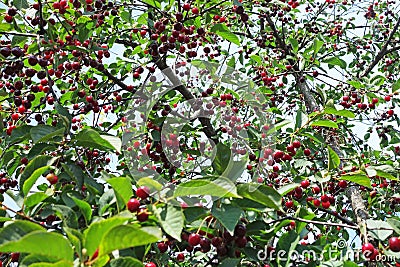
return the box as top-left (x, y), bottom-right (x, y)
top-left (122, 61), bottom-right (276, 207)
top-left (257, 238), bottom-right (397, 263)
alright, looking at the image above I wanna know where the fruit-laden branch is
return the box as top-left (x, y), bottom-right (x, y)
top-left (102, 69), bottom-right (129, 91)
top-left (154, 58), bottom-right (219, 144)
top-left (359, 17), bottom-right (400, 78)
top-left (265, 11), bottom-right (368, 237)
top-left (265, 13), bottom-right (318, 112)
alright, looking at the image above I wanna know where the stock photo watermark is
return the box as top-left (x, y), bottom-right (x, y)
top-left (257, 238), bottom-right (397, 263)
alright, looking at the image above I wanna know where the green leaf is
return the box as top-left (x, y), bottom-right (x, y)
top-left (367, 219), bottom-right (393, 241)
top-left (340, 172), bottom-right (371, 188)
top-left (210, 24), bottom-right (240, 45)
top-left (154, 204), bottom-right (183, 241)
top-left (250, 55), bottom-right (262, 65)
top-left (343, 261), bottom-right (361, 267)
top-left (347, 80), bottom-right (364, 89)
top-left (20, 254), bottom-right (61, 267)
top-left (288, 38), bottom-right (299, 53)
top-left (387, 218), bottom-right (400, 235)
top-left (137, 177), bottom-right (162, 192)
top-left (140, 0), bottom-right (161, 8)
top-left (212, 143), bottom-right (231, 174)
top-left (237, 184), bottom-right (282, 210)
top-left (20, 156), bottom-right (56, 196)
top-left (99, 225), bottom-right (162, 257)
top-left (278, 183), bottom-right (301, 196)
top-left (107, 177), bottom-right (133, 206)
top-left (0, 231), bottom-right (73, 261)
top-left (311, 119), bottom-right (338, 128)
top-left (110, 257), bottom-right (143, 267)
top-left (50, 204), bottom-right (78, 228)
top-left (13, 0), bottom-right (29, 9)
top-left (75, 128), bottom-right (116, 151)
top-left (219, 258), bottom-right (240, 267)
top-left (174, 177), bottom-right (240, 198)
top-left (221, 159), bottom-right (247, 182)
top-left (84, 212), bottom-right (132, 256)
top-left (30, 260), bottom-right (72, 267)
top-left (0, 220), bottom-right (45, 246)
top-left (22, 166), bottom-right (50, 196)
top-left (276, 231), bottom-right (300, 266)
top-left (71, 196), bottom-right (92, 224)
top-left (63, 227), bottom-right (83, 259)
top-left (313, 39), bottom-right (324, 55)
top-left (211, 204), bottom-right (242, 235)
top-left (100, 135), bottom-right (122, 153)
top-left (327, 146), bottom-right (340, 171)
top-left (324, 107), bottom-right (355, 118)
top-left (77, 16), bottom-right (91, 24)
top-left (25, 191), bottom-right (52, 208)
top-left (323, 56), bottom-right (347, 69)
top-left (392, 80), bottom-right (400, 93)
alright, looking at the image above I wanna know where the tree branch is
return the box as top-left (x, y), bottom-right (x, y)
top-left (359, 17), bottom-right (400, 78)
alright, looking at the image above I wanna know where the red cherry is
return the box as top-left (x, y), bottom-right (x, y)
top-left (46, 173), bottom-right (58, 185)
top-left (127, 198), bottom-right (140, 212)
top-left (362, 243), bottom-right (374, 253)
top-left (292, 140), bottom-right (301, 148)
top-left (86, 95), bottom-right (94, 102)
top-left (312, 186), bottom-right (320, 194)
top-left (145, 262), bottom-right (157, 267)
top-left (384, 95), bottom-right (391, 102)
top-left (389, 237), bottom-right (400, 252)
top-left (11, 252), bottom-right (19, 262)
top-left (182, 3), bottom-right (190, 11)
top-left (191, 7), bottom-right (199, 14)
top-left (188, 233), bottom-right (201, 246)
top-left (285, 201), bottom-right (294, 209)
top-left (177, 253), bottom-right (185, 262)
top-left (21, 157), bottom-right (28, 165)
top-left (387, 109), bottom-right (394, 116)
top-left (372, 98), bottom-right (379, 104)
top-left (303, 148), bottom-right (311, 156)
top-left (136, 208), bottom-right (149, 222)
top-left (11, 113), bottom-right (19, 120)
top-left (321, 194), bottom-right (329, 202)
top-left (285, 65), bottom-right (292, 70)
top-left (18, 105), bottom-right (26, 114)
top-left (321, 201), bottom-right (330, 209)
top-left (157, 242), bottom-right (168, 253)
top-left (338, 180), bottom-right (348, 188)
top-left (362, 243), bottom-right (375, 258)
top-left (300, 180), bottom-right (310, 188)
top-left (313, 199), bottom-right (320, 207)
top-left (136, 186), bottom-right (150, 199)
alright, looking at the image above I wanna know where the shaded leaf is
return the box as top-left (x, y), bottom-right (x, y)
top-left (84, 212), bottom-right (132, 256)
top-left (75, 129), bottom-right (116, 151)
top-left (0, 231), bottom-right (73, 261)
top-left (154, 204), bottom-right (183, 241)
top-left (327, 146), bottom-right (340, 171)
top-left (174, 177), bottom-right (240, 198)
top-left (110, 257), bottom-right (143, 267)
top-left (99, 225), bottom-right (162, 257)
top-left (237, 184), bottom-right (282, 210)
top-left (210, 24), bottom-right (240, 45)
top-left (211, 204), bottom-right (242, 235)
top-left (71, 196), bottom-right (92, 224)
top-left (340, 172), bottom-right (371, 188)
top-left (22, 166), bottom-right (50, 196)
